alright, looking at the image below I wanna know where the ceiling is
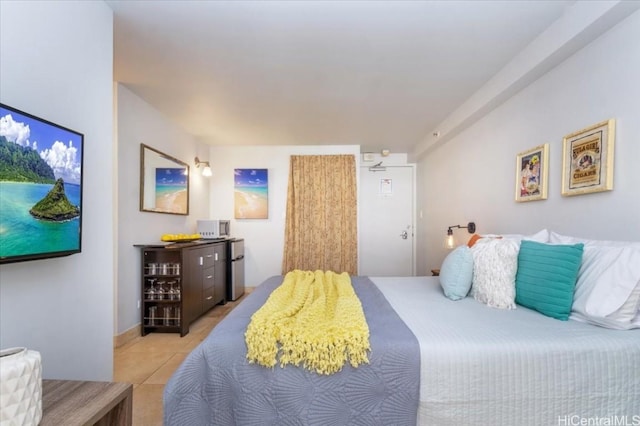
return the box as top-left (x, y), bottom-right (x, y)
top-left (109, 0), bottom-right (572, 154)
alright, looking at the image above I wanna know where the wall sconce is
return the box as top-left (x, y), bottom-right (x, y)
top-left (444, 222), bottom-right (476, 249)
top-left (194, 157), bottom-right (212, 177)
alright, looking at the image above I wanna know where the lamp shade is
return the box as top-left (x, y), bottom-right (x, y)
top-left (444, 230), bottom-right (456, 249)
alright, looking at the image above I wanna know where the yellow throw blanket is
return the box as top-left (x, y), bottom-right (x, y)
top-left (245, 270), bottom-right (370, 375)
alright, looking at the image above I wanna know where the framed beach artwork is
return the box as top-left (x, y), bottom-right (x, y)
top-left (561, 119), bottom-right (615, 197)
top-left (234, 168), bottom-right (268, 219)
top-left (140, 144), bottom-right (189, 215)
top-left (515, 143), bottom-right (549, 202)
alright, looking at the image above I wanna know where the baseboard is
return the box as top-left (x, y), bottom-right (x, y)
top-left (114, 324), bottom-right (141, 348)
top-left (114, 288), bottom-right (255, 348)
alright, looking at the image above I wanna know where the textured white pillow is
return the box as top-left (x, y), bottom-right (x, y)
top-left (470, 238), bottom-right (519, 309)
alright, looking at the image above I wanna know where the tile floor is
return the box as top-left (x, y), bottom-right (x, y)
top-left (114, 292), bottom-right (249, 425)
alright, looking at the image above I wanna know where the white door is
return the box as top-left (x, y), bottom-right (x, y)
top-left (359, 165), bottom-right (415, 276)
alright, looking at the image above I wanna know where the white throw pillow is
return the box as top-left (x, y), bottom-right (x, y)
top-left (470, 238), bottom-right (519, 309)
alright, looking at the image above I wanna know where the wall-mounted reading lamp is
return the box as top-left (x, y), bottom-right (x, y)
top-left (194, 157), bottom-right (212, 177)
top-left (444, 222), bottom-right (476, 249)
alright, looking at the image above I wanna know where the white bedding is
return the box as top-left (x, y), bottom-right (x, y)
top-left (371, 276), bottom-right (640, 426)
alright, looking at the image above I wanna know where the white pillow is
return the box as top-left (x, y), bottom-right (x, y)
top-left (549, 231), bottom-right (640, 248)
top-left (550, 232), bottom-right (640, 329)
top-left (607, 282), bottom-right (640, 324)
top-left (585, 247), bottom-right (640, 318)
top-left (479, 229), bottom-right (549, 244)
top-left (470, 238), bottom-right (519, 309)
top-left (501, 229), bottom-right (550, 243)
top-left (570, 247), bottom-right (640, 330)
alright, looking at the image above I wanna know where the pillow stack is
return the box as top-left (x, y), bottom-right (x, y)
top-left (549, 232), bottom-right (640, 330)
top-left (438, 228), bottom-right (640, 330)
top-left (438, 230), bottom-right (548, 306)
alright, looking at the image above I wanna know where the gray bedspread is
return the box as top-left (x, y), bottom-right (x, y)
top-left (164, 276), bottom-right (420, 426)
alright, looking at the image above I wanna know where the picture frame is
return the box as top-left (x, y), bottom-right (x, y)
top-left (140, 144), bottom-right (189, 215)
top-left (234, 168), bottom-right (268, 219)
top-left (515, 143), bottom-right (549, 202)
top-left (561, 119), bottom-right (615, 197)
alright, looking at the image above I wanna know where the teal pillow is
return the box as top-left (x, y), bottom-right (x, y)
top-left (439, 246), bottom-right (474, 300)
top-left (515, 240), bottom-right (584, 320)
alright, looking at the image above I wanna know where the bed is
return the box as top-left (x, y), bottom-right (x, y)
top-left (164, 273), bottom-right (640, 425)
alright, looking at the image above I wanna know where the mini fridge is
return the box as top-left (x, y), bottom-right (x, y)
top-left (227, 238), bottom-right (245, 301)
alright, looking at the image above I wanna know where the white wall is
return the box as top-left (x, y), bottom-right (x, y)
top-left (207, 145), bottom-right (360, 286)
top-left (417, 9), bottom-right (640, 274)
top-left (116, 84), bottom-right (211, 335)
top-left (0, 1), bottom-right (114, 380)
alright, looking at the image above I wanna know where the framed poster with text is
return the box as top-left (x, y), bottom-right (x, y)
top-left (561, 119), bottom-right (615, 196)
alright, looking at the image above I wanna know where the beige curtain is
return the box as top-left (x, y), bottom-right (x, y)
top-left (282, 155), bottom-right (357, 275)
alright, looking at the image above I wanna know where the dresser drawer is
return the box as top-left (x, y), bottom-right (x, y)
top-left (203, 266), bottom-right (215, 290)
top-left (203, 287), bottom-right (216, 312)
top-left (202, 249), bottom-right (216, 269)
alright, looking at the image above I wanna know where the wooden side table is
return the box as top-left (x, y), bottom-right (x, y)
top-left (431, 269), bottom-right (440, 276)
top-left (41, 380), bottom-right (133, 426)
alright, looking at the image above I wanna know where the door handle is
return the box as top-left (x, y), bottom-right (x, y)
top-left (400, 230), bottom-right (408, 239)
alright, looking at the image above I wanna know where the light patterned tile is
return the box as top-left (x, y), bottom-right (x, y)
top-left (188, 316), bottom-right (219, 334)
top-left (143, 353), bottom-right (189, 385)
top-left (133, 384), bottom-right (164, 426)
top-left (115, 335), bottom-right (143, 352)
top-left (114, 351), bottom-right (174, 384)
top-left (123, 332), bottom-right (198, 354)
top-left (115, 296), bottom-right (246, 422)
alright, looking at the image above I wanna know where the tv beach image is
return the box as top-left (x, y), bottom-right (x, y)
top-left (0, 104), bottom-right (83, 261)
top-left (154, 168), bottom-right (188, 214)
top-left (234, 168), bottom-right (268, 219)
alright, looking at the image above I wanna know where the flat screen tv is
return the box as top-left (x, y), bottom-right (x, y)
top-left (0, 103), bottom-right (83, 264)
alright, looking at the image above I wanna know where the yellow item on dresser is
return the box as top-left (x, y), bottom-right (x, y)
top-left (245, 270), bottom-right (370, 375)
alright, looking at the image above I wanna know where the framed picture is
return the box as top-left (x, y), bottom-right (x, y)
top-left (515, 143), bottom-right (549, 202)
top-left (561, 119), bottom-right (615, 196)
top-left (234, 168), bottom-right (268, 219)
top-left (140, 144), bottom-right (189, 215)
